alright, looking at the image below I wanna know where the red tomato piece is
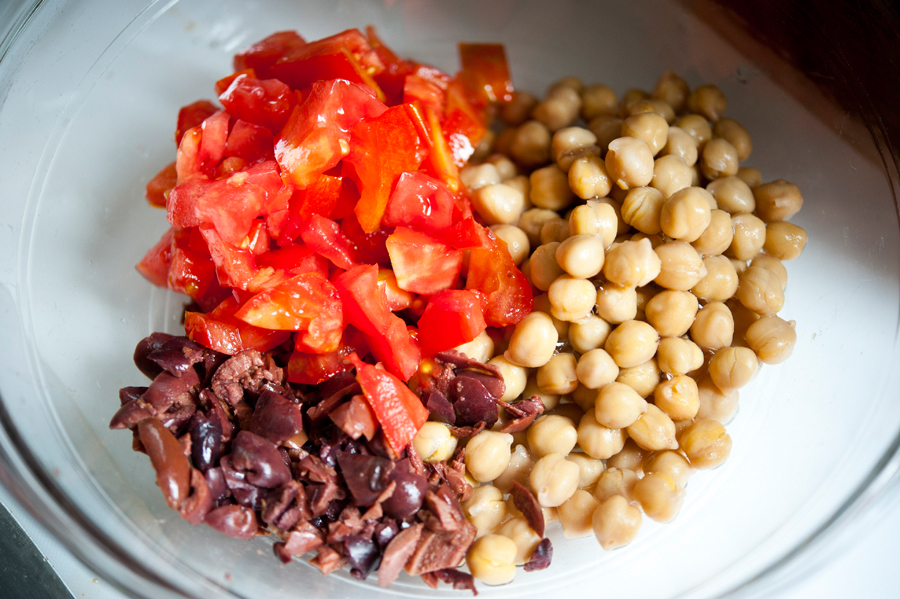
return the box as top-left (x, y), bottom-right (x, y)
top-left (275, 79), bottom-right (387, 189)
top-left (377, 269), bottom-right (413, 311)
top-left (438, 216), bottom-right (492, 250)
top-left (145, 161), bottom-right (177, 208)
top-left (167, 228), bottom-right (217, 300)
top-left (333, 265), bottom-right (420, 380)
top-left (214, 68), bottom-right (256, 96)
top-left (186, 296), bottom-right (291, 355)
top-left (346, 353), bottom-right (428, 455)
top-left (234, 271), bottom-right (342, 333)
top-left (279, 173), bottom-right (343, 243)
top-left (417, 289), bottom-right (487, 355)
top-left (345, 105), bottom-right (424, 233)
top-left (297, 213), bottom-right (358, 270)
top-left (366, 25), bottom-right (413, 106)
top-left (234, 31), bottom-right (307, 75)
top-left (403, 74), bottom-right (444, 109)
top-left (256, 243), bottom-right (329, 278)
top-left (385, 227), bottom-right (463, 295)
top-left (465, 231), bottom-right (533, 327)
top-left (224, 120), bottom-right (275, 164)
top-left (175, 127), bottom-right (204, 184)
top-left (199, 224), bottom-right (258, 290)
top-left (286, 326), bottom-right (367, 385)
top-left (136, 226), bottom-right (175, 288)
top-left (175, 100), bottom-right (218, 145)
top-left (458, 43), bottom-right (515, 105)
top-left (340, 212), bottom-right (391, 266)
top-left (381, 171), bottom-right (455, 234)
top-left (198, 111), bottom-right (230, 172)
top-left (218, 74), bottom-right (295, 132)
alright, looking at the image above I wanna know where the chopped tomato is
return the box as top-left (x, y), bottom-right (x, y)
top-left (199, 224), bottom-right (258, 290)
top-left (381, 171), bottom-right (455, 233)
top-left (145, 162), bottom-right (177, 208)
top-left (344, 105), bottom-right (424, 233)
top-left (168, 227), bottom-right (216, 300)
top-left (286, 326), bottom-right (366, 385)
top-left (297, 213), bottom-right (358, 270)
top-left (465, 231), bottom-right (533, 327)
top-left (185, 296), bottom-right (291, 355)
top-left (403, 74), bottom-right (444, 109)
top-left (279, 173), bottom-right (344, 242)
top-left (234, 31), bottom-right (307, 75)
top-left (438, 216), bottom-right (492, 250)
top-left (340, 213), bottom-right (390, 266)
top-left (175, 100), bottom-right (218, 145)
top-left (175, 126), bottom-right (204, 184)
top-left (458, 43), bottom-right (514, 105)
top-left (385, 227), bottom-right (463, 295)
top-left (218, 74), bottom-right (295, 132)
top-left (224, 120), bottom-right (275, 164)
top-left (377, 268), bottom-right (413, 311)
top-left (256, 243), bottom-right (329, 278)
top-left (198, 110), bottom-right (230, 172)
top-left (136, 227), bottom-right (175, 288)
top-left (347, 353), bottom-right (428, 454)
top-left (417, 289), bottom-right (487, 355)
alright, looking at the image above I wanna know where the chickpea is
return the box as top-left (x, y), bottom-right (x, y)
top-left (747, 254), bottom-right (785, 293)
top-left (621, 186), bottom-right (665, 235)
top-left (690, 301), bottom-right (734, 351)
top-left (676, 114), bottom-right (712, 147)
top-left (573, 379), bottom-right (600, 411)
top-left (530, 453), bottom-right (581, 507)
top-left (661, 126), bottom-right (699, 166)
top-left (696, 373), bottom-right (740, 424)
top-left (504, 311), bottom-right (558, 368)
top-left (548, 276), bottom-right (596, 323)
top-left (651, 155), bottom-right (692, 198)
top-left (496, 443), bottom-right (534, 490)
top-left (567, 154), bottom-right (612, 200)
top-left (530, 164), bottom-right (576, 211)
top-left (510, 120), bottom-right (551, 168)
top-left (764, 220), bottom-right (807, 261)
top-left (708, 346), bottom-right (758, 394)
top-left (413, 422), bottom-right (458, 462)
top-left (606, 136), bottom-right (656, 190)
top-left (692, 255), bottom-right (739, 301)
top-left (727, 213), bottom-right (767, 261)
top-left (746, 315), bottom-right (797, 364)
top-left (707, 175), bottom-right (755, 214)
top-left (523, 373), bottom-right (559, 412)
top-left (461, 163), bottom-right (501, 191)
top-left (573, 349), bottom-right (617, 390)
top-left (616, 357), bottom-right (661, 398)
top-left (596, 197), bottom-right (632, 236)
top-left (568, 202), bottom-right (619, 248)
top-left (495, 517), bottom-right (542, 567)
top-left (466, 430), bottom-right (514, 483)
top-left (692, 209), bottom-right (735, 257)
top-left (714, 117), bottom-right (752, 161)
top-left (553, 127), bottom-right (598, 169)
top-left (504, 174), bottom-right (531, 201)
top-left (657, 337), bottom-right (704, 376)
top-left (593, 467), bottom-right (639, 503)
top-left (592, 495), bottom-right (642, 551)
top-left (737, 166), bottom-right (763, 188)
top-left (652, 70), bottom-right (690, 113)
top-left (566, 453), bottom-right (606, 488)
top-left (654, 375), bottom-right (700, 421)
top-left (471, 183), bottom-right (526, 225)
top-left (619, 88), bottom-right (650, 116)
top-left (485, 154), bottom-right (519, 180)
top-left (594, 382), bottom-right (649, 429)
top-left (533, 85), bottom-right (582, 132)
top-left (595, 284), bottom-right (638, 325)
top-left (519, 208), bottom-right (560, 248)
top-left (605, 320), bottom-right (660, 368)
top-left (525, 415), bottom-right (576, 459)
top-left (548, 76), bottom-right (584, 95)
top-left (532, 293), bottom-right (570, 341)
top-left (540, 217), bottom-right (571, 245)
top-left (654, 241), bottom-right (708, 291)
top-left (700, 138), bottom-right (739, 180)
top-left (569, 315), bottom-right (612, 354)
top-left (622, 113), bottom-right (669, 156)
top-left (581, 83), bottom-right (618, 120)
top-left (588, 115), bottom-right (625, 156)
top-left (626, 404), bottom-right (678, 451)
top-left (606, 438), bottom-right (648, 472)
top-left (487, 355), bottom-right (528, 401)
top-left (644, 290), bottom-right (698, 337)
top-left (453, 329), bottom-right (495, 363)
top-left (686, 84), bottom-right (727, 122)
top-left (735, 265), bottom-right (785, 315)
top-left (537, 352), bottom-right (579, 395)
top-left (679, 419), bottom-right (732, 469)
top-left (463, 485), bottom-right (508, 538)
top-left (643, 450), bottom-right (693, 488)
top-left (467, 534), bottom-right (517, 585)
top-left (529, 242), bottom-right (564, 292)
top-left (634, 472), bottom-right (685, 523)
top-left (753, 179), bottom-right (804, 222)
top-left (558, 489), bottom-right (601, 539)
top-left (554, 234), bottom-right (605, 279)
top-left (490, 224), bottom-right (530, 265)
top-left (660, 187), bottom-right (713, 242)
top-left (602, 238), bottom-right (662, 288)
top-left (730, 257), bottom-right (749, 275)
top-left (501, 91), bottom-right (539, 126)
top-left (726, 297), bottom-right (760, 347)
top-left (577, 411), bottom-right (627, 459)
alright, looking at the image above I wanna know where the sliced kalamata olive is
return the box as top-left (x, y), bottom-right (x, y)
top-left (119, 386), bottom-right (148, 406)
top-left (249, 389), bottom-right (304, 444)
top-left (511, 480), bottom-right (545, 537)
top-left (137, 417), bottom-right (191, 510)
top-left (451, 376), bottom-right (498, 427)
top-left (524, 538), bottom-right (553, 571)
top-left (328, 395), bottom-right (377, 440)
top-left (456, 369), bottom-right (505, 400)
top-left (189, 412), bottom-right (222, 472)
top-left (109, 400), bottom-right (153, 430)
top-left (231, 430), bottom-right (292, 488)
top-left (220, 456), bottom-right (264, 509)
top-left (133, 333), bottom-right (174, 379)
top-left (159, 404), bottom-right (196, 437)
top-left (423, 390), bottom-right (455, 423)
top-left (179, 468), bottom-right (214, 525)
top-left (344, 535), bottom-right (380, 579)
top-left (382, 463), bottom-right (427, 520)
top-left (204, 467), bottom-right (228, 504)
top-left (148, 336), bottom-right (207, 377)
top-left (141, 369), bottom-right (200, 415)
top-left (203, 504), bottom-right (258, 540)
top-left (373, 519), bottom-right (400, 550)
top-left (377, 523), bottom-right (423, 588)
top-left (336, 451), bottom-right (393, 507)
top-left (429, 568), bottom-right (478, 594)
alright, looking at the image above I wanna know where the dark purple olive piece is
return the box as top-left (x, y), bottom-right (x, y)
top-left (220, 456), bottom-right (264, 509)
top-left (204, 467), bottom-right (228, 504)
top-left (511, 480), bottom-right (545, 537)
top-left (179, 468), bottom-right (214, 525)
top-left (137, 418), bottom-right (191, 511)
top-left (249, 390), bottom-right (303, 445)
top-left (119, 386), bottom-right (148, 406)
top-left (133, 333), bottom-right (174, 379)
top-left (204, 504), bottom-right (258, 540)
top-left (336, 451), bottom-right (393, 507)
top-left (231, 430), bottom-right (292, 489)
top-left (344, 535), bottom-right (379, 579)
top-left (109, 400), bottom-right (153, 430)
top-left (148, 336), bottom-right (207, 377)
top-left (423, 390), bottom-right (455, 424)
top-left (373, 519), bottom-right (399, 549)
top-left (189, 412), bottom-right (222, 472)
top-left (451, 376), bottom-right (498, 427)
top-left (430, 568), bottom-right (478, 594)
top-left (456, 370), bottom-right (505, 400)
top-left (382, 463), bottom-right (427, 520)
top-left (524, 538), bottom-right (553, 571)
top-left (141, 368), bottom-right (200, 415)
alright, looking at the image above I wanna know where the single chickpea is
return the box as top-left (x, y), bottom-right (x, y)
top-left (657, 337), bottom-right (704, 376)
top-left (501, 91), bottom-right (539, 127)
top-left (559, 489), bottom-right (601, 539)
top-left (692, 255), bottom-right (739, 301)
top-left (510, 120), bottom-right (552, 168)
top-left (530, 164), bottom-right (576, 211)
top-left (654, 375), bottom-right (700, 421)
top-left (494, 444), bottom-right (534, 494)
top-left (735, 265), bottom-right (785, 315)
top-left (737, 166), bottom-right (763, 188)
top-left (487, 355), bottom-right (528, 401)
top-left (553, 126), bottom-right (599, 169)
top-left (592, 495), bottom-right (642, 550)
top-left (643, 450), bottom-right (693, 488)
top-left (605, 320), bottom-right (660, 368)
top-left (453, 329), bottom-right (495, 363)
top-left (519, 208), bottom-right (560, 248)
top-left (753, 179), bottom-right (804, 222)
top-left (504, 311), bottom-right (558, 368)
top-left (548, 275), bottom-right (596, 322)
top-left (763, 220), bottom-right (808, 261)
top-left (467, 534), bottom-right (518, 585)
top-left (696, 373), bottom-right (740, 424)
top-left (575, 349), bottom-right (619, 390)
top-left (577, 411), bottom-right (627, 459)
top-left (660, 187), bottom-right (714, 242)
top-left (692, 209), bottom-right (735, 257)
top-left (707, 175), bottom-right (755, 214)
top-left (555, 234), bottom-right (606, 279)
top-left (624, 99), bottom-right (676, 124)
top-left (619, 88), bottom-right (650, 117)
top-left (605, 438), bottom-right (648, 472)
top-left (606, 137), bottom-right (655, 190)
top-left (529, 242), bottom-right (565, 292)
top-left (490, 224), bottom-right (530, 265)
top-left (727, 213), bottom-right (767, 261)
top-left (466, 430), bottom-right (514, 483)
top-left (548, 76), bottom-right (585, 95)
top-left (622, 113), bottom-right (669, 156)
top-left (654, 241), bottom-right (708, 291)
top-left (593, 467), bottom-right (639, 503)
top-left (472, 183), bottom-right (526, 225)
top-left (603, 238), bottom-right (662, 288)
top-left (536, 352), bottom-right (580, 395)
top-left (746, 315), bottom-right (797, 364)
top-left (714, 117), bottom-right (752, 161)
top-left (616, 357), bottom-right (661, 398)
top-left (700, 138), bottom-right (740, 180)
top-left (634, 472), bottom-right (686, 522)
top-left (621, 186), bottom-right (666, 235)
top-left (690, 301), bottom-right (734, 351)
top-left (533, 85), bottom-right (582, 132)
top-left (567, 452), bottom-right (606, 489)
top-left (527, 414), bottom-right (578, 459)
top-left (523, 372), bottom-right (560, 412)
top-left (626, 404), bottom-right (678, 451)
top-left (652, 70), bottom-right (690, 113)
top-left (596, 284), bottom-right (638, 325)
top-left (568, 202), bottom-right (619, 248)
top-left (462, 485), bottom-right (508, 538)
top-left (581, 83), bottom-right (618, 120)
top-left (708, 346), bottom-right (758, 394)
top-left (749, 251), bottom-right (788, 290)
top-left (661, 126), bottom-right (699, 166)
top-left (678, 419), bottom-right (732, 469)
top-left (588, 115), bottom-right (625, 155)
top-left (504, 174), bottom-right (531, 200)
top-left (568, 154), bottom-right (613, 200)
top-left (485, 154), bottom-right (519, 180)
top-left (569, 315), bottom-right (613, 353)
top-left (730, 257), bottom-right (749, 275)
top-left (413, 422), bottom-right (458, 462)
top-left (596, 197), bottom-right (631, 236)
top-left (645, 290), bottom-right (698, 337)
top-left (727, 297), bottom-right (761, 347)
top-left (496, 517), bottom-right (542, 566)
top-left (651, 154), bottom-right (692, 198)
top-left (461, 163), bottom-right (501, 191)
top-left (540, 217), bottom-right (571, 245)
top-left (530, 453), bottom-right (581, 507)
top-left (686, 84), bottom-right (727, 122)
top-left (594, 382), bottom-right (649, 429)
top-left (676, 114), bottom-right (713, 147)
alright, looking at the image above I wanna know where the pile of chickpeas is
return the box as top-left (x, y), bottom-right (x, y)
top-left (411, 70), bottom-right (807, 586)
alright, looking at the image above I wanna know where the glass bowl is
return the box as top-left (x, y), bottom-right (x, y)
top-left (1, 1), bottom-right (898, 598)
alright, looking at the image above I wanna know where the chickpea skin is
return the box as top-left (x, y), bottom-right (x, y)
top-left (626, 404), bottom-right (678, 451)
top-left (745, 315), bottom-right (797, 364)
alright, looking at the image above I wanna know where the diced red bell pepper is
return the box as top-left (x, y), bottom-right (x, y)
top-left (417, 289), bottom-right (487, 355)
top-left (346, 353), bottom-right (428, 455)
top-left (344, 105), bottom-right (424, 233)
top-left (443, 78), bottom-right (488, 167)
top-left (458, 43), bottom-right (514, 105)
top-left (136, 226), bottom-right (175, 288)
top-left (333, 265), bottom-right (420, 380)
top-left (175, 100), bottom-right (218, 145)
top-left (465, 231), bottom-right (533, 327)
top-left (385, 227), bottom-right (463, 295)
top-left (381, 171), bottom-right (455, 234)
top-left (218, 74), bottom-right (295, 132)
top-left (185, 296), bottom-right (291, 355)
top-left (297, 213), bottom-right (358, 270)
top-left (145, 161), bottom-right (177, 208)
top-left (234, 31), bottom-right (307, 76)
top-left (199, 224), bottom-right (258, 290)
top-left (275, 79), bottom-right (387, 189)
